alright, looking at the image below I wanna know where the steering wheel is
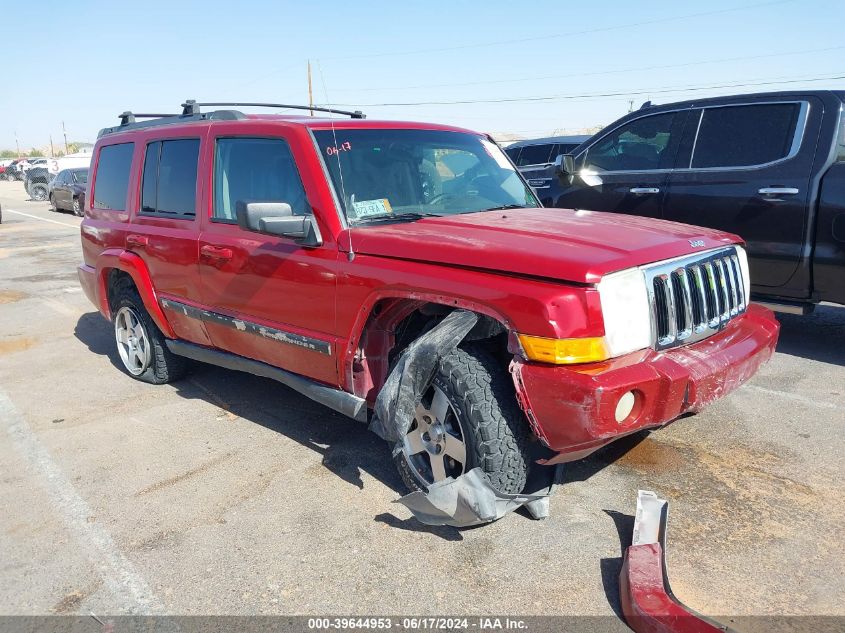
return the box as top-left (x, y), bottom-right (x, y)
top-left (427, 191), bottom-right (463, 205)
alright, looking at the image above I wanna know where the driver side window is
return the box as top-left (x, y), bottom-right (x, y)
top-left (584, 112), bottom-right (677, 172)
top-left (213, 137), bottom-right (311, 223)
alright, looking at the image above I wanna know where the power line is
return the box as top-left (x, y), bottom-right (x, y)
top-left (322, 73), bottom-right (845, 108)
top-left (317, 0), bottom-right (795, 62)
top-left (327, 44), bottom-right (845, 94)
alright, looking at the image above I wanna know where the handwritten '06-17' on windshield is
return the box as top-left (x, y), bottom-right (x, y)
top-left (326, 142), bottom-right (352, 156)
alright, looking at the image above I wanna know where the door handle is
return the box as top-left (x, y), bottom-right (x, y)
top-left (629, 187), bottom-right (660, 194)
top-left (200, 244), bottom-right (233, 261)
top-left (758, 187), bottom-right (799, 196)
top-left (126, 234), bottom-right (148, 248)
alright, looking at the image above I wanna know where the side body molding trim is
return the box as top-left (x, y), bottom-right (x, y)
top-left (165, 340), bottom-right (367, 422)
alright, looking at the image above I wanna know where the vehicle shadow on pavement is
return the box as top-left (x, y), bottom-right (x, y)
top-left (774, 304), bottom-right (845, 367)
top-left (563, 431), bottom-right (650, 484)
top-left (600, 509), bottom-right (634, 619)
top-left (73, 311), bottom-right (466, 540)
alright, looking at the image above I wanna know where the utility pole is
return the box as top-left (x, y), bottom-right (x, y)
top-left (307, 60), bottom-right (314, 116)
top-left (49, 135), bottom-right (55, 157)
top-left (14, 131), bottom-right (20, 158)
top-left (62, 121), bottom-right (69, 155)
top-left (628, 99), bottom-right (634, 113)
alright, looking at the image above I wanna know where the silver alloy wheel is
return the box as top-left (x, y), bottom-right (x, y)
top-left (403, 384), bottom-right (467, 485)
top-left (31, 185), bottom-right (47, 201)
top-left (114, 306), bottom-right (151, 376)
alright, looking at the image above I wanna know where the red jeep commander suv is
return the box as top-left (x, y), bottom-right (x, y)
top-left (78, 100), bottom-right (780, 494)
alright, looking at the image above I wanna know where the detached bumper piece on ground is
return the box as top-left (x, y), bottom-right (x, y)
top-left (620, 490), bottom-right (733, 633)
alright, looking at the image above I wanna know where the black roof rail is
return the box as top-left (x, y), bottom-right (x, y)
top-left (187, 100), bottom-right (366, 119)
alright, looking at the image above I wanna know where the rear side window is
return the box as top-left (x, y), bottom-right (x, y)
top-left (514, 143), bottom-right (555, 166)
top-left (213, 137), bottom-right (310, 223)
top-left (141, 139), bottom-right (200, 217)
top-left (93, 143), bottom-right (134, 210)
top-left (691, 103), bottom-right (801, 169)
top-left (837, 106), bottom-right (845, 163)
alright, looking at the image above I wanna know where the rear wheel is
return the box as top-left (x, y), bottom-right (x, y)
top-left (395, 344), bottom-right (531, 494)
top-left (111, 280), bottom-right (187, 384)
top-left (30, 183), bottom-right (48, 201)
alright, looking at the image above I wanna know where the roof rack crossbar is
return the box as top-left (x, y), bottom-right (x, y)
top-left (119, 112), bottom-right (181, 126)
top-left (187, 101), bottom-right (366, 119)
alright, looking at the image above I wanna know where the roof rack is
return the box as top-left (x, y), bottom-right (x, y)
top-left (99, 99), bottom-right (366, 138)
top-left (183, 100), bottom-right (366, 119)
top-left (118, 112), bottom-right (179, 126)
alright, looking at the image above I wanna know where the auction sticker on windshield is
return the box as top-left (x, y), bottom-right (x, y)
top-left (352, 198), bottom-right (393, 218)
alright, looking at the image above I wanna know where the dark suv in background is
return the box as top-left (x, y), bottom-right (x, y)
top-left (504, 135), bottom-right (590, 205)
top-left (553, 90), bottom-right (845, 314)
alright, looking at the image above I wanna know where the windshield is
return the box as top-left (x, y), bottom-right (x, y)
top-left (314, 129), bottom-right (539, 224)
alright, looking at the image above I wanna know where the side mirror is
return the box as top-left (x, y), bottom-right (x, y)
top-left (554, 153), bottom-right (576, 177)
top-left (236, 201), bottom-right (321, 247)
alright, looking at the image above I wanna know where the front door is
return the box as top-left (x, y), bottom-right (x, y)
top-left (197, 134), bottom-right (339, 386)
top-left (663, 99), bottom-right (822, 293)
top-left (552, 110), bottom-right (687, 218)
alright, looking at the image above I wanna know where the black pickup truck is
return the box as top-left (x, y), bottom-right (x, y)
top-left (553, 90), bottom-right (845, 314)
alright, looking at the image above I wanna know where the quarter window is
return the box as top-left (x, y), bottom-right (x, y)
top-left (691, 103), bottom-right (801, 169)
top-left (140, 139), bottom-right (200, 217)
top-left (585, 113), bottom-right (677, 172)
top-left (213, 137), bottom-right (310, 222)
top-left (93, 143), bottom-right (134, 210)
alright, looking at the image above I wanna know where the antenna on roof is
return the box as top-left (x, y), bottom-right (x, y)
top-left (639, 100), bottom-right (653, 110)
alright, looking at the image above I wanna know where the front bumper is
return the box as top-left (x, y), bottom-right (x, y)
top-left (511, 304), bottom-right (779, 462)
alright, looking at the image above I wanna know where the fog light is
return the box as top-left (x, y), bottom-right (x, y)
top-left (615, 391), bottom-right (636, 423)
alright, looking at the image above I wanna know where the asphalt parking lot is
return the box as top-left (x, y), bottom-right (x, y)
top-left (1, 179), bottom-right (843, 624)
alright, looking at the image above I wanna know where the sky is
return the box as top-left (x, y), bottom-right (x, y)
top-left (1, 0), bottom-right (843, 151)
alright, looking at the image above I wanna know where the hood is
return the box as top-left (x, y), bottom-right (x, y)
top-left (344, 208), bottom-right (739, 284)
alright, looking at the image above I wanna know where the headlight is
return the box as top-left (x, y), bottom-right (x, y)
top-left (597, 267), bottom-right (652, 357)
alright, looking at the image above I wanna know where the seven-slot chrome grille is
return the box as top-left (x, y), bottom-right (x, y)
top-left (645, 247), bottom-right (747, 350)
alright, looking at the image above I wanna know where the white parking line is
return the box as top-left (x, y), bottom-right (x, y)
top-left (4, 209), bottom-right (79, 229)
top-left (1, 390), bottom-right (165, 615)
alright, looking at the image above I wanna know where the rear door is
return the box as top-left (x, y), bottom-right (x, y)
top-left (553, 110), bottom-right (687, 218)
top-left (663, 98), bottom-right (823, 293)
top-left (197, 132), bottom-right (339, 386)
top-left (513, 143), bottom-right (557, 205)
top-left (128, 134), bottom-right (211, 346)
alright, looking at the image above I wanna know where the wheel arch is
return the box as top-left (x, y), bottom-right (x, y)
top-left (344, 291), bottom-right (520, 401)
top-left (95, 249), bottom-right (176, 338)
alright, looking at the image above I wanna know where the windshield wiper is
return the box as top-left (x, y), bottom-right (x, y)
top-left (353, 212), bottom-right (443, 225)
top-left (481, 204), bottom-right (526, 212)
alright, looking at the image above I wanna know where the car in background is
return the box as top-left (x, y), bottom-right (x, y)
top-left (21, 158), bottom-right (48, 172)
top-left (552, 90), bottom-right (845, 314)
top-left (504, 135), bottom-right (590, 205)
top-left (24, 167), bottom-right (55, 201)
top-left (2, 159), bottom-right (26, 181)
top-left (48, 168), bottom-right (87, 216)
